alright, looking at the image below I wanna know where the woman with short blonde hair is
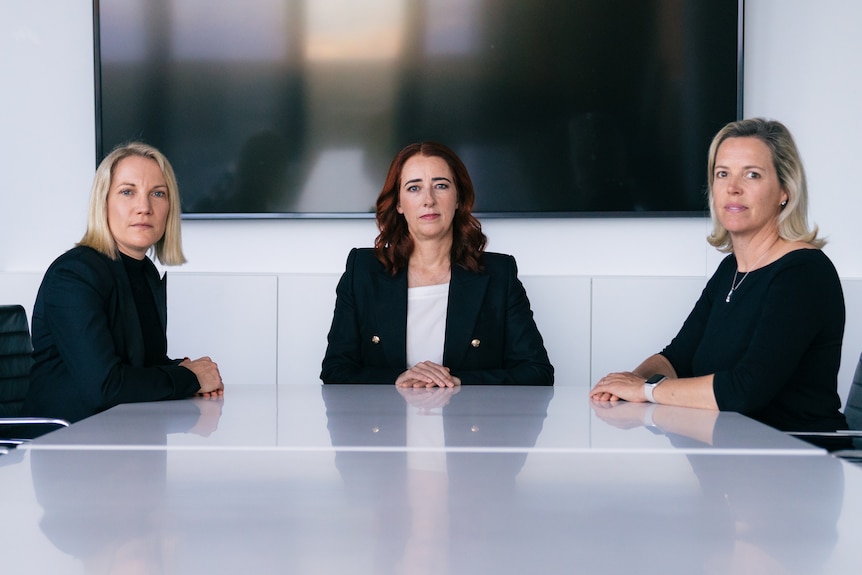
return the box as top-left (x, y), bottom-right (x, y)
top-left (79, 142), bottom-right (187, 265)
top-left (706, 118), bottom-right (824, 252)
top-left (25, 142), bottom-right (223, 423)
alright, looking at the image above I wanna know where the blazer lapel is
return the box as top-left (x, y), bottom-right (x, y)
top-left (443, 265), bottom-right (489, 368)
top-left (372, 266), bottom-right (408, 369)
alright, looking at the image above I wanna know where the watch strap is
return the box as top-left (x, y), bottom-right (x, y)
top-left (643, 375), bottom-right (667, 403)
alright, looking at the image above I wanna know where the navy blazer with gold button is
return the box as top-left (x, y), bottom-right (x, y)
top-left (321, 248), bottom-right (553, 385)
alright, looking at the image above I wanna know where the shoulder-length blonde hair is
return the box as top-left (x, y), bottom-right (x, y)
top-left (78, 142), bottom-right (187, 265)
top-left (706, 118), bottom-right (824, 253)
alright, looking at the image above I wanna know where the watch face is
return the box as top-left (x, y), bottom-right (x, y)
top-left (645, 374), bottom-right (666, 385)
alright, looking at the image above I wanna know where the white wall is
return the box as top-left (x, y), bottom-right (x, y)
top-left (1, 1), bottom-right (861, 391)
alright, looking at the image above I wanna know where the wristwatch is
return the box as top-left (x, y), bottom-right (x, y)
top-left (643, 374), bottom-right (667, 403)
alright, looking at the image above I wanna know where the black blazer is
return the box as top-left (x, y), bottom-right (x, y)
top-left (24, 246), bottom-right (200, 423)
top-left (321, 248), bottom-right (553, 385)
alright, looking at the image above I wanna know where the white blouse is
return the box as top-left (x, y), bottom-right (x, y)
top-left (405, 282), bottom-right (449, 368)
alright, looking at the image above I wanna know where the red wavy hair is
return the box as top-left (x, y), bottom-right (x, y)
top-left (374, 142), bottom-right (487, 275)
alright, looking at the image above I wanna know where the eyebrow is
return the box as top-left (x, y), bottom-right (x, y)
top-left (403, 176), bottom-right (453, 186)
top-left (111, 182), bottom-right (168, 191)
top-left (714, 164), bottom-right (766, 171)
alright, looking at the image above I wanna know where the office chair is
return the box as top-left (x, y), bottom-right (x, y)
top-left (829, 353), bottom-right (862, 463)
top-left (0, 305), bottom-right (69, 450)
top-left (844, 353), bottom-right (862, 431)
top-left (788, 352), bottom-right (862, 464)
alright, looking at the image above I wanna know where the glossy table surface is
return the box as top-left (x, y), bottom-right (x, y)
top-left (4, 384), bottom-right (860, 574)
top-left (29, 384), bottom-right (822, 454)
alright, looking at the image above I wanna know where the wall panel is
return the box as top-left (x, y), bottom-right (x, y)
top-left (167, 273), bottom-right (278, 386)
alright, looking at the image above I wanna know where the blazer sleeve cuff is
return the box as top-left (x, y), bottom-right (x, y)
top-left (161, 364), bottom-right (203, 397)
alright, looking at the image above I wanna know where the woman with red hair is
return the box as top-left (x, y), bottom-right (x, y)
top-left (321, 142), bottom-right (553, 387)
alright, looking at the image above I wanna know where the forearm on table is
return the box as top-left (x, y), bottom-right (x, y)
top-left (652, 374), bottom-right (718, 410)
top-left (632, 354), bottom-right (677, 380)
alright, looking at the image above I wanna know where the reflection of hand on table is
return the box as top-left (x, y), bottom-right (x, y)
top-left (649, 405), bottom-right (719, 445)
top-left (397, 385), bottom-right (461, 412)
top-left (188, 396), bottom-right (224, 437)
top-left (395, 384), bottom-right (454, 573)
top-left (590, 398), bottom-right (655, 429)
top-left (591, 399), bottom-right (719, 444)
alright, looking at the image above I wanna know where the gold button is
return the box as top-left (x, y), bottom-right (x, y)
top-left (471, 338), bottom-right (480, 348)
top-left (371, 335), bottom-right (380, 344)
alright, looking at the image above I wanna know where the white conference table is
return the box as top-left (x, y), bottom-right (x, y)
top-left (27, 384), bottom-right (822, 454)
top-left (2, 384), bottom-right (861, 574)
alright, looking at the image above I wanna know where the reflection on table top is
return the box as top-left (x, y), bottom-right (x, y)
top-left (2, 447), bottom-right (861, 574)
top-left (27, 384), bottom-right (821, 454)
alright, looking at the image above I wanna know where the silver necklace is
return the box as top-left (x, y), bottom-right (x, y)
top-left (725, 240), bottom-right (777, 303)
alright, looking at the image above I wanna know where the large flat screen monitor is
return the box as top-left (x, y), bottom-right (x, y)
top-left (94, 0), bottom-right (742, 218)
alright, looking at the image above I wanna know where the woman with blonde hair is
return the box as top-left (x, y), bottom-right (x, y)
top-left (592, 119), bottom-right (846, 436)
top-left (25, 142), bottom-right (223, 423)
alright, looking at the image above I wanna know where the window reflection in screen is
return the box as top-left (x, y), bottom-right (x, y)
top-left (97, 0), bottom-right (739, 217)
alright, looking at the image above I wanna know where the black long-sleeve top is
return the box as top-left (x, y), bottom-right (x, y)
top-left (661, 248), bottom-right (847, 432)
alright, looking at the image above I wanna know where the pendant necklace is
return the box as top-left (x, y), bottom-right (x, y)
top-left (725, 238), bottom-right (778, 303)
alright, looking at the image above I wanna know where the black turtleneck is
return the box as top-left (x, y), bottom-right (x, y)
top-left (120, 253), bottom-right (167, 365)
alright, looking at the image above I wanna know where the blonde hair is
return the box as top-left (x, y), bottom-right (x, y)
top-left (706, 118), bottom-right (824, 252)
top-left (78, 142), bottom-right (187, 265)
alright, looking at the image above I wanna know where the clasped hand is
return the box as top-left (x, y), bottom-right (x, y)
top-left (589, 371), bottom-right (647, 403)
top-left (396, 361), bottom-right (461, 388)
top-left (180, 356), bottom-right (225, 397)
